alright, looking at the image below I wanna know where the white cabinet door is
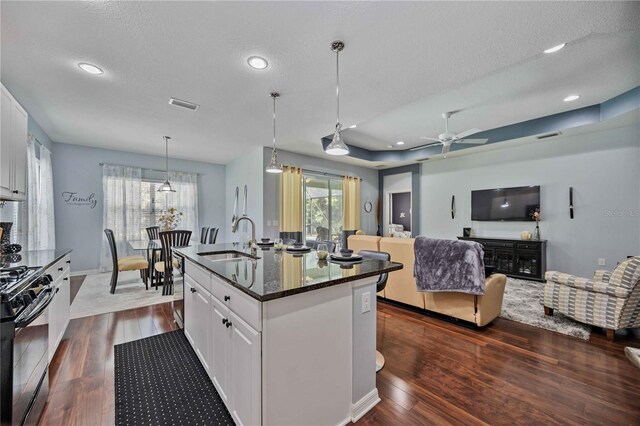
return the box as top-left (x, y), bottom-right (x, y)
top-left (229, 311), bottom-right (261, 426)
top-left (183, 275), bottom-right (197, 348)
top-left (210, 295), bottom-right (231, 403)
top-left (0, 86), bottom-right (12, 196)
top-left (11, 101), bottom-right (27, 199)
top-left (193, 281), bottom-right (211, 373)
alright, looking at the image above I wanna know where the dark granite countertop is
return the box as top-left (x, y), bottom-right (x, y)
top-left (0, 248), bottom-right (73, 270)
top-left (174, 243), bottom-right (403, 302)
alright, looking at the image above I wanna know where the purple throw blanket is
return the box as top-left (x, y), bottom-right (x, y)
top-left (413, 237), bottom-right (486, 295)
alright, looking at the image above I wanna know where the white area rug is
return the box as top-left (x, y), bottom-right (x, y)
top-left (70, 271), bottom-right (172, 319)
top-left (500, 277), bottom-right (591, 340)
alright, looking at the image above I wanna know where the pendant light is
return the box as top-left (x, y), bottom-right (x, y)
top-left (325, 40), bottom-right (349, 156)
top-left (158, 136), bottom-right (176, 192)
top-left (265, 92), bottom-right (283, 173)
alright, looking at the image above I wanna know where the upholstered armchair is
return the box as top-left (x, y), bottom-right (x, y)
top-left (543, 256), bottom-right (640, 340)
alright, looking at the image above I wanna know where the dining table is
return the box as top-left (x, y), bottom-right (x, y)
top-left (128, 239), bottom-right (191, 295)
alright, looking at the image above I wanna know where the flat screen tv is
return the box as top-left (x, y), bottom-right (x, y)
top-left (471, 186), bottom-right (540, 221)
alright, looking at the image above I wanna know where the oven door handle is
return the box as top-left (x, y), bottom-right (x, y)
top-left (15, 287), bottom-right (55, 328)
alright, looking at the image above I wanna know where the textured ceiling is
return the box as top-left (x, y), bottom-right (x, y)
top-left (1, 1), bottom-right (639, 165)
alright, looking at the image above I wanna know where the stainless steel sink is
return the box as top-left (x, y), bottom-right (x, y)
top-left (198, 251), bottom-right (259, 262)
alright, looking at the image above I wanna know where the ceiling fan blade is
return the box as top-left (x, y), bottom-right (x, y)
top-left (419, 136), bottom-right (442, 141)
top-left (409, 142), bottom-right (442, 151)
top-left (454, 128), bottom-right (482, 139)
top-left (456, 138), bottom-right (488, 145)
top-left (442, 144), bottom-right (451, 154)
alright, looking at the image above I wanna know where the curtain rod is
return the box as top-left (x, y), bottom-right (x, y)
top-left (300, 167), bottom-right (362, 180)
top-left (98, 162), bottom-right (202, 175)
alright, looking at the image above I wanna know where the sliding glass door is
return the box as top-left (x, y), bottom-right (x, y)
top-left (303, 175), bottom-right (342, 245)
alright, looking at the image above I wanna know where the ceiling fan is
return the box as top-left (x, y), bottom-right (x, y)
top-left (410, 112), bottom-right (488, 156)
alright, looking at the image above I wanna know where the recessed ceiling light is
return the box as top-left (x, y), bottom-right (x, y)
top-left (544, 43), bottom-right (566, 54)
top-left (387, 145), bottom-right (393, 148)
top-left (396, 141), bottom-right (405, 146)
top-left (563, 94), bottom-right (581, 102)
top-left (349, 124), bottom-right (357, 129)
top-left (78, 62), bottom-right (103, 75)
top-left (247, 56), bottom-right (268, 70)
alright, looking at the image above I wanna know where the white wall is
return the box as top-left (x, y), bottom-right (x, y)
top-left (225, 147), bottom-right (265, 242)
top-left (382, 172), bottom-right (412, 237)
top-left (261, 147), bottom-right (379, 240)
top-left (420, 124), bottom-right (640, 277)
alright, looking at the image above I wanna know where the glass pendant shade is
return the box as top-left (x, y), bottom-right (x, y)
top-left (266, 150), bottom-right (283, 173)
top-left (158, 180), bottom-right (175, 192)
top-left (325, 123), bottom-right (349, 155)
top-left (158, 136), bottom-right (176, 192)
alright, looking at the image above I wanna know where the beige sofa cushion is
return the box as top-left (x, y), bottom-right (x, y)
top-left (379, 237), bottom-right (424, 309)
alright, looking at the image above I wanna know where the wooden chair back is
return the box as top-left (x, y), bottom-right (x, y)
top-left (146, 226), bottom-right (160, 240)
top-left (200, 227), bottom-right (210, 244)
top-left (159, 230), bottom-right (192, 273)
top-left (104, 229), bottom-right (119, 271)
top-left (208, 228), bottom-right (219, 244)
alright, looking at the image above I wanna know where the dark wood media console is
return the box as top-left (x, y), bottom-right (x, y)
top-left (458, 236), bottom-right (547, 282)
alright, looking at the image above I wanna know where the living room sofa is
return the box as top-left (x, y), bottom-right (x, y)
top-left (348, 235), bottom-right (507, 327)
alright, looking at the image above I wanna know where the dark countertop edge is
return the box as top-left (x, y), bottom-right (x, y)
top-left (175, 248), bottom-right (403, 302)
top-left (30, 249), bottom-right (73, 270)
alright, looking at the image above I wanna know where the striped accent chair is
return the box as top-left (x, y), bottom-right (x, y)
top-left (543, 256), bottom-right (640, 341)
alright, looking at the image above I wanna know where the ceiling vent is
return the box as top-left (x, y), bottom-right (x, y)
top-left (169, 98), bottom-right (199, 111)
top-left (536, 131), bottom-right (562, 139)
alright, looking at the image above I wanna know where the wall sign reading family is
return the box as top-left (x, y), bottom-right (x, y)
top-left (62, 191), bottom-right (97, 209)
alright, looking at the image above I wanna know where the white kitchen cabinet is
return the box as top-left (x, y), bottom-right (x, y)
top-left (183, 274), bottom-right (211, 374)
top-left (229, 310), bottom-right (261, 426)
top-left (48, 255), bottom-right (71, 361)
top-left (210, 295), bottom-right (230, 402)
top-left (0, 83), bottom-right (28, 201)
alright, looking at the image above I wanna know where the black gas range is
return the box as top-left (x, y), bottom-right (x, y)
top-left (1, 265), bottom-right (54, 426)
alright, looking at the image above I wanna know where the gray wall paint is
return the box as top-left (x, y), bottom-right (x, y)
top-left (225, 147), bottom-right (264, 242)
top-left (262, 147), bottom-right (379, 240)
top-left (28, 115), bottom-right (54, 152)
top-left (419, 124), bottom-right (640, 278)
top-left (52, 142), bottom-right (226, 272)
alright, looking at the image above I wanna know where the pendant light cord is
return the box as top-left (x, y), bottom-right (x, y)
top-left (336, 48), bottom-right (340, 127)
top-left (273, 95), bottom-right (277, 151)
top-left (164, 136), bottom-right (169, 180)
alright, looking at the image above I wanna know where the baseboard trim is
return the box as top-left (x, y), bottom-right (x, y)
top-left (71, 269), bottom-right (99, 276)
top-left (351, 388), bottom-right (380, 422)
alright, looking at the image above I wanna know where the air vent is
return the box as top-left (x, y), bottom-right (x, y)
top-left (169, 98), bottom-right (199, 111)
top-left (536, 131), bottom-right (561, 139)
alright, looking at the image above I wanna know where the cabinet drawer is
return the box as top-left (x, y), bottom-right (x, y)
top-left (516, 243), bottom-right (539, 250)
top-left (47, 255), bottom-right (71, 283)
top-left (483, 241), bottom-right (514, 248)
top-left (185, 259), bottom-right (213, 293)
top-left (211, 275), bottom-right (261, 332)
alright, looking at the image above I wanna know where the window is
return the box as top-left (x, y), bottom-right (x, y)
top-left (303, 175), bottom-right (342, 244)
top-left (140, 179), bottom-right (169, 239)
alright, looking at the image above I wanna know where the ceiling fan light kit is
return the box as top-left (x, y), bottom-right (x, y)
top-left (414, 111), bottom-right (488, 156)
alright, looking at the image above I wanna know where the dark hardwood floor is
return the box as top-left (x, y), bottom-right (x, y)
top-left (39, 278), bottom-right (640, 425)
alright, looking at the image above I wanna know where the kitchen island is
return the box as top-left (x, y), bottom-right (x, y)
top-left (174, 243), bottom-right (402, 426)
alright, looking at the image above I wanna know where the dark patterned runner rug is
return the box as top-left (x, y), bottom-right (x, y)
top-left (114, 330), bottom-right (233, 425)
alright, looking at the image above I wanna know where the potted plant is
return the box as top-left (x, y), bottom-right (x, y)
top-left (158, 208), bottom-right (183, 231)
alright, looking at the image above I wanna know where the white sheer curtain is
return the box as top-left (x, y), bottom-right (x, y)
top-left (25, 136), bottom-right (55, 250)
top-left (166, 171), bottom-right (199, 236)
top-left (100, 164), bottom-right (142, 272)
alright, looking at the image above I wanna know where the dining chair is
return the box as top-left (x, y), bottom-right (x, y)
top-left (207, 227), bottom-right (219, 244)
top-left (200, 227), bottom-right (210, 244)
top-left (104, 229), bottom-right (149, 294)
top-left (155, 230), bottom-right (192, 295)
top-left (146, 226), bottom-right (160, 240)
